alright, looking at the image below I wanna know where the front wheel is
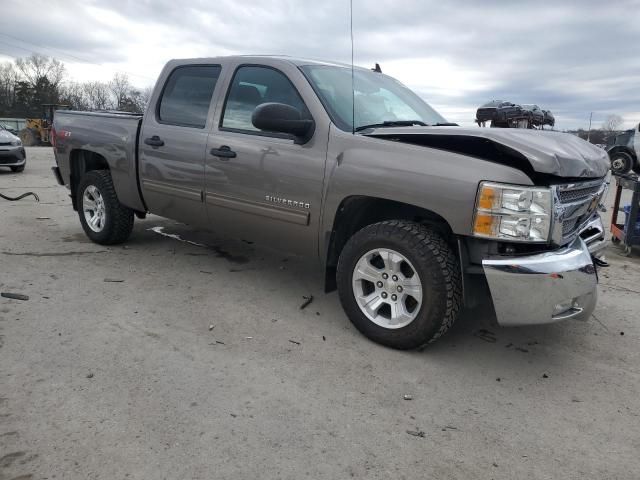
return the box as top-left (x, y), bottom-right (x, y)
top-left (337, 220), bottom-right (462, 350)
top-left (77, 170), bottom-right (134, 245)
top-left (610, 152), bottom-right (633, 175)
top-left (10, 164), bottom-right (25, 173)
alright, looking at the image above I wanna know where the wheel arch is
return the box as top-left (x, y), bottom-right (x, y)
top-left (608, 145), bottom-right (637, 162)
top-left (323, 195), bottom-right (456, 292)
top-left (69, 149), bottom-right (110, 210)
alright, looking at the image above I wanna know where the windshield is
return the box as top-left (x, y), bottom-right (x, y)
top-left (300, 65), bottom-right (447, 132)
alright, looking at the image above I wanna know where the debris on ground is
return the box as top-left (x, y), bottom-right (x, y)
top-left (406, 430), bottom-right (425, 438)
top-left (1, 292), bottom-right (29, 301)
top-left (289, 339), bottom-right (301, 345)
top-left (473, 329), bottom-right (496, 343)
top-left (216, 340), bottom-right (225, 345)
top-left (103, 278), bottom-right (124, 283)
top-left (496, 378), bottom-right (501, 382)
top-left (403, 394), bottom-right (413, 400)
top-left (620, 332), bottom-right (625, 336)
top-left (0, 191), bottom-right (40, 202)
top-left (86, 373), bottom-right (94, 378)
top-left (36, 217), bottom-right (50, 220)
top-left (300, 295), bottom-right (314, 310)
top-left (200, 270), bottom-right (213, 274)
top-left (322, 336), bottom-right (326, 341)
top-left (542, 373), bottom-right (549, 378)
top-left (208, 324), bottom-right (215, 331)
top-left (245, 336), bottom-right (253, 339)
top-left (515, 347), bottom-right (529, 353)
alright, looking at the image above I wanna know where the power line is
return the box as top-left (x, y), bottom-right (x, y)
top-left (0, 32), bottom-right (154, 82)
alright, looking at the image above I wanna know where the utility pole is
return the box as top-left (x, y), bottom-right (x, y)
top-left (587, 112), bottom-right (593, 142)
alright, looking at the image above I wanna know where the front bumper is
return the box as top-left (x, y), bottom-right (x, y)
top-left (483, 237), bottom-right (597, 326)
top-left (0, 147), bottom-right (26, 166)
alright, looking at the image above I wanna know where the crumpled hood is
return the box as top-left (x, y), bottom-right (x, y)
top-left (363, 126), bottom-right (609, 179)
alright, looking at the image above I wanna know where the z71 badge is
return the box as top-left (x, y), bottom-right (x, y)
top-left (265, 195), bottom-right (310, 209)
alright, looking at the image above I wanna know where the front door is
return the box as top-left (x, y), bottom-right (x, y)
top-left (204, 64), bottom-right (327, 256)
top-left (139, 64), bottom-right (222, 226)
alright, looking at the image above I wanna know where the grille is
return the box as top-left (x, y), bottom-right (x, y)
top-left (0, 142), bottom-right (11, 146)
top-left (556, 180), bottom-right (605, 243)
top-left (557, 184), bottom-right (602, 204)
top-left (562, 218), bottom-right (580, 235)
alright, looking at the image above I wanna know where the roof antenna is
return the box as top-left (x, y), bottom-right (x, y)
top-left (372, 63), bottom-right (382, 73)
top-left (350, 0), bottom-right (355, 134)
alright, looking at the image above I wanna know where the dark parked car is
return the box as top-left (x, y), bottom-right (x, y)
top-left (542, 110), bottom-right (555, 127)
top-left (476, 100), bottom-right (524, 126)
top-left (521, 104), bottom-right (544, 127)
top-left (0, 125), bottom-right (26, 172)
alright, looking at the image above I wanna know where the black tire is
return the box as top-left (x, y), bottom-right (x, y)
top-left (610, 151), bottom-right (633, 175)
top-left (77, 170), bottom-right (134, 245)
top-left (19, 128), bottom-right (39, 146)
top-left (10, 164), bottom-right (25, 173)
top-left (337, 220), bottom-right (462, 350)
top-left (611, 235), bottom-right (621, 245)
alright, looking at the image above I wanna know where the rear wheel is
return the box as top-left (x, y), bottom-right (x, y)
top-left (337, 220), bottom-right (462, 350)
top-left (77, 170), bottom-right (134, 245)
top-left (19, 128), bottom-right (39, 146)
top-left (610, 151), bottom-right (633, 175)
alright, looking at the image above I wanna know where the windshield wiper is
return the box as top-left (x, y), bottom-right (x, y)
top-left (431, 122), bottom-right (459, 127)
top-left (354, 120), bottom-right (428, 132)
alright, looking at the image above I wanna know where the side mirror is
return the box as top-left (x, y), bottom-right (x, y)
top-left (252, 103), bottom-right (314, 143)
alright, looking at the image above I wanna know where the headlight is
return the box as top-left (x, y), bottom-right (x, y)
top-left (11, 139), bottom-right (21, 146)
top-left (473, 182), bottom-right (552, 242)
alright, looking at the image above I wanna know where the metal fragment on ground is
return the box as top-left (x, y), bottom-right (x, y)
top-left (1, 292), bottom-right (29, 301)
top-left (300, 295), bottom-right (313, 310)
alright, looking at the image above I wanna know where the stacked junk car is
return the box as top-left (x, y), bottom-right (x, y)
top-left (476, 100), bottom-right (555, 129)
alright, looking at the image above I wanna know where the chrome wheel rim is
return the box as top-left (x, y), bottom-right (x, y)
top-left (352, 248), bottom-right (423, 329)
top-left (612, 157), bottom-right (625, 171)
top-left (82, 185), bottom-right (106, 233)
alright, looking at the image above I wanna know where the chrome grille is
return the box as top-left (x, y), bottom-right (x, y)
top-left (557, 184), bottom-right (602, 203)
top-left (553, 179), bottom-right (606, 244)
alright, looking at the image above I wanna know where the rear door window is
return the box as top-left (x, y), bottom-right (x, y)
top-left (158, 65), bottom-right (221, 128)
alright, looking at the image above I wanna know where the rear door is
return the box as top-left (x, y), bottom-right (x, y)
top-left (203, 62), bottom-right (329, 256)
top-left (139, 63), bottom-right (223, 226)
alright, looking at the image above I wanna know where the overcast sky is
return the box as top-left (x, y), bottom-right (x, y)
top-left (1, 0), bottom-right (638, 129)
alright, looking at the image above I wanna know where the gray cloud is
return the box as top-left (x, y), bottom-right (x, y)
top-left (0, 0), bottom-right (638, 129)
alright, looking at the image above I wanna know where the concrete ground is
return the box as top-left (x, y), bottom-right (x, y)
top-left (1, 147), bottom-right (639, 480)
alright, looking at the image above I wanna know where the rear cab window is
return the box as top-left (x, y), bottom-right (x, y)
top-left (158, 65), bottom-right (222, 128)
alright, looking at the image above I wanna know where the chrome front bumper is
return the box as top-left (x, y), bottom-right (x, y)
top-left (483, 237), bottom-right (597, 326)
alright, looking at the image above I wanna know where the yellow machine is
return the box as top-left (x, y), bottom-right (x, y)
top-left (19, 104), bottom-right (70, 146)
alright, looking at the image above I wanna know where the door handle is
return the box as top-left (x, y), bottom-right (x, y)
top-left (144, 135), bottom-right (164, 147)
top-left (210, 145), bottom-right (236, 159)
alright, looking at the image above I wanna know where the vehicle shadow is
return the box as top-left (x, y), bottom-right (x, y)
top-left (122, 216), bottom-right (594, 371)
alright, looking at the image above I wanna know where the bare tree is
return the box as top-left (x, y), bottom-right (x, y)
top-left (0, 62), bottom-right (19, 109)
top-left (602, 114), bottom-right (624, 132)
top-left (109, 73), bottom-right (131, 110)
top-left (84, 81), bottom-right (112, 110)
top-left (59, 81), bottom-right (89, 111)
top-left (15, 54), bottom-right (65, 88)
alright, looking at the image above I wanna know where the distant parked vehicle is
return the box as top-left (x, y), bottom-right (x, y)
top-left (0, 125), bottom-right (26, 172)
top-left (476, 101), bottom-right (553, 129)
top-left (0, 122), bottom-right (18, 135)
top-left (607, 123), bottom-right (640, 174)
top-left (521, 104), bottom-right (544, 127)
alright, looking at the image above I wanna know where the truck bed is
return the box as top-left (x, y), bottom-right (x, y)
top-left (54, 110), bottom-right (145, 212)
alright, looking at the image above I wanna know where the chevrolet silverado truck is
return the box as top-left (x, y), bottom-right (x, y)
top-left (51, 56), bottom-right (609, 349)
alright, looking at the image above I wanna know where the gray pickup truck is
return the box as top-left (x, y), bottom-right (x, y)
top-left (52, 56), bottom-right (609, 349)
